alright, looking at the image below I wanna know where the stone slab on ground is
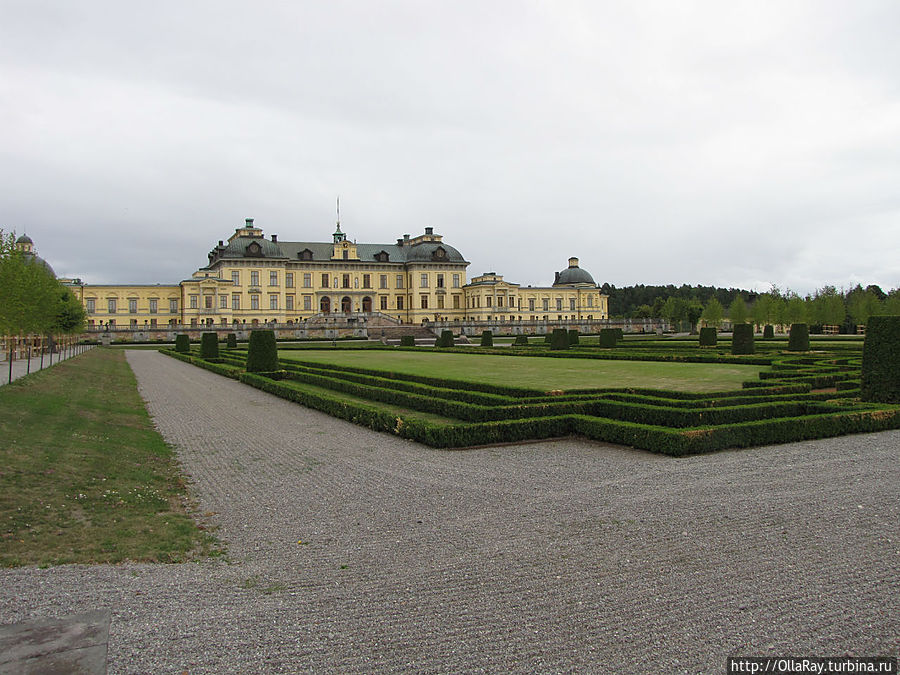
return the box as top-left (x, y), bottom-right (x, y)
top-left (0, 609), bottom-right (109, 675)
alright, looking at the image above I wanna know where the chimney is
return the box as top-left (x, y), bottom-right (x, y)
top-left (568, 257), bottom-right (579, 268)
top-left (245, 218), bottom-right (254, 227)
top-left (404, 234), bottom-right (410, 242)
top-left (555, 271), bottom-right (560, 283)
top-left (425, 226), bottom-right (433, 235)
top-left (397, 238), bottom-right (404, 246)
top-left (271, 234), bottom-right (278, 242)
top-left (218, 240), bottom-right (224, 247)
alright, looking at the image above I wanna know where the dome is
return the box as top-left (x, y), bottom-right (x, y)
top-left (553, 257), bottom-right (595, 286)
top-left (16, 234), bottom-right (33, 245)
top-left (404, 242), bottom-right (466, 263)
top-left (219, 236), bottom-right (285, 259)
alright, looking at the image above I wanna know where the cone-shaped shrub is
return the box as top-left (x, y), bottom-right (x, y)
top-left (860, 315), bottom-right (900, 403)
top-left (436, 330), bottom-right (454, 347)
top-left (226, 333), bottom-right (237, 349)
top-left (763, 325), bottom-right (775, 339)
top-left (174, 334), bottom-right (190, 353)
top-left (731, 324), bottom-right (755, 354)
top-left (598, 328), bottom-right (618, 348)
top-left (567, 330), bottom-right (579, 345)
top-left (699, 327), bottom-right (717, 347)
top-left (788, 323), bottom-right (809, 351)
top-left (400, 335), bottom-right (416, 347)
top-left (480, 330), bottom-right (493, 347)
top-left (200, 332), bottom-right (219, 359)
top-left (514, 335), bottom-right (529, 346)
top-left (246, 330), bottom-right (278, 372)
top-left (550, 329), bottom-right (569, 350)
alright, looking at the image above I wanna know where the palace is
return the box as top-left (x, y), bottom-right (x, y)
top-left (62, 218), bottom-right (608, 329)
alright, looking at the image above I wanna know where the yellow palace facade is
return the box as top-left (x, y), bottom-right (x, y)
top-left (66, 219), bottom-right (608, 329)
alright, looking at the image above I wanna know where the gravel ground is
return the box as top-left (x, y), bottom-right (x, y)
top-left (1, 349), bottom-right (898, 674)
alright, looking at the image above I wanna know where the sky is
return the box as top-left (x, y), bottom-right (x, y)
top-left (2, 0), bottom-right (899, 295)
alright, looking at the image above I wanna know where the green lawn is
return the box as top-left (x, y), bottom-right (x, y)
top-left (278, 349), bottom-right (765, 392)
top-left (0, 349), bottom-right (218, 567)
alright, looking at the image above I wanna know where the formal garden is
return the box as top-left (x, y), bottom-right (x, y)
top-left (164, 319), bottom-right (900, 456)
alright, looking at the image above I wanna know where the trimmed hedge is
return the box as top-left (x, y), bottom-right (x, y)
top-left (763, 325), bottom-right (775, 339)
top-left (550, 329), bottom-right (569, 350)
top-left (246, 330), bottom-right (278, 372)
top-left (514, 335), bottom-right (529, 346)
top-left (860, 315), bottom-right (900, 403)
top-left (200, 332), bottom-right (219, 359)
top-left (400, 335), bottom-right (416, 347)
top-left (699, 327), bottom-right (717, 347)
top-left (731, 324), bottom-right (755, 355)
top-left (480, 330), bottom-right (494, 347)
top-left (226, 333), bottom-right (238, 349)
top-left (598, 328), bottom-right (618, 348)
top-left (568, 330), bottom-right (579, 346)
top-left (788, 323), bottom-right (810, 352)
top-left (174, 334), bottom-right (190, 353)
top-left (436, 330), bottom-right (455, 348)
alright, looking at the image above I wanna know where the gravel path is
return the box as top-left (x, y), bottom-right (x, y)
top-left (1, 349), bottom-right (898, 674)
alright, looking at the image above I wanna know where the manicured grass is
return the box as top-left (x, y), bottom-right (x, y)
top-left (0, 349), bottom-right (218, 567)
top-left (278, 349), bottom-right (765, 392)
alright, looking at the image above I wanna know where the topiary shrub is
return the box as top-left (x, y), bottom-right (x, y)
top-left (860, 315), bottom-right (900, 403)
top-left (226, 333), bottom-right (237, 349)
top-left (436, 330), bottom-right (454, 348)
top-left (480, 330), bottom-right (493, 347)
top-left (763, 325), bottom-right (775, 339)
top-left (200, 332), bottom-right (219, 359)
top-left (550, 328), bottom-right (569, 350)
top-left (699, 327), bottom-right (717, 347)
top-left (543, 333), bottom-right (552, 343)
top-left (731, 324), bottom-right (755, 355)
top-left (400, 335), bottom-right (416, 347)
top-left (246, 330), bottom-right (278, 372)
top-left (788, 323), bottom-right (810, 352)
top-left (567, 330), bottom-right (579, 346)
top-left (614, 328), bottom-right (624, 341)
top-left (598, 328), bottom-right (618, 348)
top-left (174, 334), bottom-right (190, 353)
top-left (514, 335), bottom-right (529, 346)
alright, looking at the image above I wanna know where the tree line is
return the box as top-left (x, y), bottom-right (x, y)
top-left (602, 282), bottom-right (900, 331)
top-left (0, 229), bottom-right (86, 350)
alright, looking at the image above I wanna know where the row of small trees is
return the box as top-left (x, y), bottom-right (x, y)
top-left (0, 230), bottom-right (86, 362)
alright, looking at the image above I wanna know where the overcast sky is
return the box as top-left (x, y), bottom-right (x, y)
top-left (2, 1), bottom-right (899, 295)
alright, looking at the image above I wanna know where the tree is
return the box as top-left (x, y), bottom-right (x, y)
top-left (809, 286), bottom-right (846, 327)
top-left (728, 295), bottom-right (749, 325)
top-left (53, 287), bottom-right (86, 335)
top-left (0, 247), bottom-right (59, 338)
top-left (785, 292), bottom-right (807, 324)
top-left (701, 297), bottom-right (724, 328)
top-left (751, 293), bottom-right (775, 329)
top-left (846, 286), bottom-right (882, 327)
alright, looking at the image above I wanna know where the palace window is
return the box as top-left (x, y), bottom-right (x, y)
top-left (498, 297), bottom-right (503, 307)
top-left (453, 295), bottom-right (460, 309)
top-left (220, 295), bottom-right (227, 309)
top-left (190, 295), bottom-right (199, 309)
top-left (570, 298), bottom-right (576, 311)
top-left (170, 299), bottom-right (178, 313)
top-left (270, 271), bottom-right (278, 286)
top-left (543, 298), bottom-right (549, 311)
top-left (129, 299), bottom-right (137, 313)
top-left (397, 296), bottom-right (404, 310)
top-left (150, 319), bottom-right (157, 327)
top-left (108, 299), bottom-right (117, 314)
top-left (420, 274), bottom-right (428, 288)
top-left (380, 296), bottom-right (388, 310)
top-left (437, 274), bottom-right (444, 288)
top-left (86, 298), bottom-right (95, 313)
top-left (379, 275), bottom-right (388, 289)
top-left (251, 295), bottom-right (259, 310)
top-left (342, 274), bottom-right (350, 289)
top-left (363, 274), bottom-right (371, 289)
top-left (190, 318), bottom-right (198, 326)
top-left (149, 299), bottom-right (158, 314)
top-left (420, 295), bottom-right (429, 309)
top-left (303, 273), bottom-right (312, 288)
top-left (452, 274), bottom-right (460, 288)
top-left (486, 297), bottom-right (492, 307)
top-left (437, 295), bottom-right (444, 309)
top-left (303, 295), bottom-right (311, 311)
top-left (321, 273), bottom-right (329, 288)
top-left (269, 295), bottom-right (278, 310)
top-left (588, 296), bottom-right (593, 307)
top-left (396, 275), bottom-right (404, 289)
top-left (205, 295), bottom-right (213, 309)
top-left (232, 271), bottom-right (240, 285)
top-left (250, 271), bottom-right (259, 286)
top-left (286, 273), bottom-right (294, 288)
top-left (529, 299), bottom-right (535, 312)
top-left (556, 298), bottom-right (563, 311)
top-left (286, 295), bottom-right (294, 310)
top-left (232, 294), bottom-right (240, 310)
